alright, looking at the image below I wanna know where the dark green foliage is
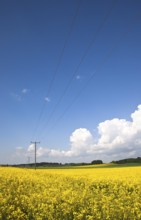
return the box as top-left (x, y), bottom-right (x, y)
top-left (111, 157), bottom-right (141, 164)
top-left (91, 160), bottom-right (103, 164)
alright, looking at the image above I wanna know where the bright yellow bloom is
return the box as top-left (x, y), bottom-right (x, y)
top-left (0, 166), bottom-right (141, 219)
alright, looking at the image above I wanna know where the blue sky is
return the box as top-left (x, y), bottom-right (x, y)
top-left (0, 0), bottom-right (141, 164)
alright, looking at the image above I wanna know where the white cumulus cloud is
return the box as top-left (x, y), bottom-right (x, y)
top-left (46, 104), bottom-right (141, 162)
top-left (15, 104), bottom-right (141, 163)
top-left (27, 144), bottom-right (35, 153)
top-left (37, 147), bottom-right (50, 157)
top-left (68, 128), bottom-right (93, 156)
top-left (27, 144), bottom-right (50, 157)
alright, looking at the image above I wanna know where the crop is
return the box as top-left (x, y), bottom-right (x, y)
top-left (0, 166), bottom-right (141, 219)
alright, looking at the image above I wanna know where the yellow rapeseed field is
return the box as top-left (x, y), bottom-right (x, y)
top-left (0, 166), bottom-right (141, 220)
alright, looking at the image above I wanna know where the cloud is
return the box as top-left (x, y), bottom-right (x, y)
top-left (36, 147), bottom-right (50, 157)
top-left (12, 147), bottom-right (27, 163)
top-left (11, 93), bottom-right (22, 101)
top-left (46, 104), bottom-right (141, 162)
top-left (22, 88), bottom-right (29, 94)
top-left (67, 128), bottom-right (93, 156)
top-left (11, 88), bottom-right (29, 101)
top-left (15, 147), bottom-right (26, 156)
top-left (15, 104), bottom-right (141, 163)
top-left (27, 144), bottom-right (50, 157)
top-left (76, 75), bottom-right (81, 80)
top-left (45, 97), bottom-right (50, 102)
top-left (27, 144), bottom-right (35, 154)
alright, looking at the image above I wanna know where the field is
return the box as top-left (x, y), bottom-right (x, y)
top-left (0, 166), bottom-right (141, 220)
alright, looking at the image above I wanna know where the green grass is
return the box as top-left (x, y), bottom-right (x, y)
top-left (35, 162), bottom-right (141, 169)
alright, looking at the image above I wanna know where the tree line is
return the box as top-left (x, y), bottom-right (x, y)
top-left (111, 157), bottom-right (141, 164)
top-left (0, 160), bottom-right (103, 167)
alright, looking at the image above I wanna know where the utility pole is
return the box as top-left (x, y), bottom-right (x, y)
top-left (31, 141), bottom-right (40, 170)
top-left (27, 156), bottom-right (30, 165)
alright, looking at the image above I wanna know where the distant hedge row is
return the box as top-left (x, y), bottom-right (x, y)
top-left (111, 157), bottom-right (141, 164)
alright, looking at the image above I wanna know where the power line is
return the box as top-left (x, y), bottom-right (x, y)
top-left (38, 0), bottom-right (117, 137)
top-left (47, 0), bottom-right (82, 97)
top-left (40, 12), bottom-right (140, 138)
top-left (32, 0), bottom-right (82, 140)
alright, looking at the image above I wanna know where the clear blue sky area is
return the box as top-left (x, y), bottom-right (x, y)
top-left (0, 0), bottom-right (141, 164)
